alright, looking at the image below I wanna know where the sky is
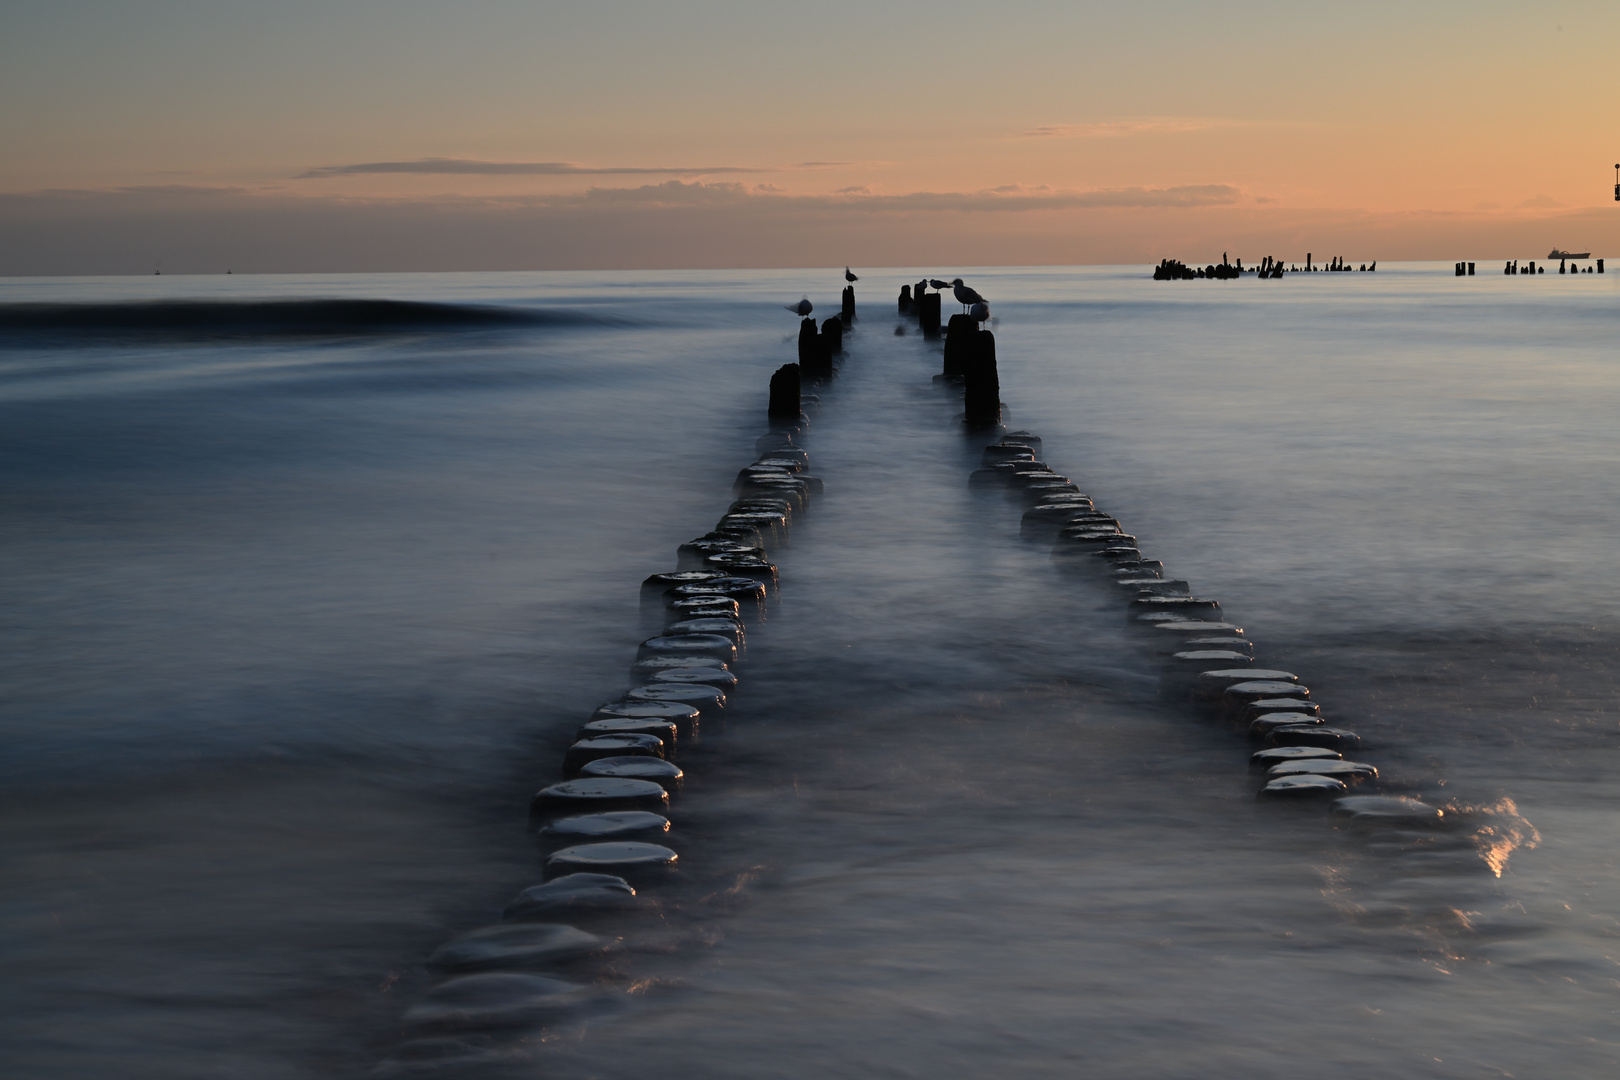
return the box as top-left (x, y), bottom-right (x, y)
top-left (2, 0), bottom-right (1617, 273)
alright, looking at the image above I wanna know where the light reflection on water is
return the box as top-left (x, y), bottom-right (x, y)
top-left (0, 267), bottom-right (1617, 1078)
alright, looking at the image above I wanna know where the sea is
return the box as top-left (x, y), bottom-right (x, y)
top-left (1, 265), bottom-right (1617, 1079)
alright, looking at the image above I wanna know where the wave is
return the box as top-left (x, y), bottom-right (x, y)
top-left (0, 298), bottom-right (615, 343)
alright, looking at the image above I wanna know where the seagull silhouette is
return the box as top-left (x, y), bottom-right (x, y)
top-left (970, 301), bottom-right (990, 323)
top-left (844, 267), bottom-right (858, 283)
top-left (928, 279), bottom-right (950, 291)
top-left (949, 278), bottom-right (985, 313)
top-left (786, 298), bottom-right (813, 317)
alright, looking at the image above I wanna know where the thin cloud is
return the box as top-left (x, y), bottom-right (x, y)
top-left (1019, 118), bottom-right (1233, 139)
top-left (297, 158), bottom-right (767, 179)
top-left (536, 179), bottom-right (1243, 212)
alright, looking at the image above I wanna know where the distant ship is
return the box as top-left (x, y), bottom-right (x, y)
top-left (1548, 248), bottom-right (1591, 259)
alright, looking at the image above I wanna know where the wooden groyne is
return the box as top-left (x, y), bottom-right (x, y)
top-left (928, 278), bottom-right (1456, 823)
top-left (1501, 258), bottom-right (1604, 275)
top-left (378, 284), bottom-right (857, 1066)
top-left (1154, 253), bottom-right (1375, 279)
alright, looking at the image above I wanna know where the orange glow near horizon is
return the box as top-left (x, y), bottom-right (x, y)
top-left (3, 1), bottom-right (1618, 272)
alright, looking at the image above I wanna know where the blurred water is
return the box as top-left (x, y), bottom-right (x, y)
top-left (1, 266), bottom-right (1616, 1078)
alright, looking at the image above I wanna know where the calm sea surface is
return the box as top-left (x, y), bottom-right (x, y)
top-left (2, 266), bottom-right (1617, 1078)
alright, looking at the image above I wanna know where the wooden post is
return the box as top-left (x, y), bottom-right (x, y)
top-left (820, 316), bottom-right (843, 355)
top-left (768, 363), bottom-right (801, 420)
top-left (898, 284), bottom-right (913, 314)
top-left (841, 285), bottom-right (855, 322)
top-left (941, 313), bottom-right (976, 379)
top-left (919, 291), bottom-right (941, 338)
top-left (963, 330), bottom-right (1000, 426)
top-left (798, 316), bottom-right (827, 378)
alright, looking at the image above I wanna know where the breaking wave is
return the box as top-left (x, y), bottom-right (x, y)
top-left (0, 298), bottom-right (616, 343)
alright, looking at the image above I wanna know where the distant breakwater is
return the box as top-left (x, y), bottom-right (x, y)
top-left (1154, 253), bottom-right (1373, 279)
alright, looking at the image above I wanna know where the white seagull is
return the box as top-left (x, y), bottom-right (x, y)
top-left (786, 298), bottom-right (813, 317)
top-left (844, 267), bottom-right (859, 283)
top-left (949, 278), bottom-right (985, 313)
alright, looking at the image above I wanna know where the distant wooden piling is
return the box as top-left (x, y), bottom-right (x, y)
top-left (1600, 259), bottom-right (1606, 273)
top-left (918, 291), bottom-right (941, 339)
top-left (841, 286), bottom-right (855, 323)
top-left (963, 330), bottom-right (1000, 426)
top-left (820, 316), bottom-right (844, 355)
top-left (798, 317), bottom-right (830, 378)
top-left (941, 313), bottom-right (976, 379)
top-left (768, 363), bottom-right (802, 420)
top-left (898, 284), bottom-right (913, 314)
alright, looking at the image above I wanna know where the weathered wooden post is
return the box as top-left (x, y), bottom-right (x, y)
top-left (798, 316), bottom-right (831, 379)
top-left (898, 284), bottom-right (913, 313)
top-left (768, 363), bottom-right (801, 420)
top-left (841, 285), bottom-right (855, 322)
top-left (963, 330), bottom-right (1000, 426)
top-left (820, 316), bottom-right (843, 355)
top-left (941, 313), bottom-right (975, 379)
top-left (918, 291), bottom-right (941, 339)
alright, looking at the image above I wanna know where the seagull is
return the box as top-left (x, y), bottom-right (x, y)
top-left (786, 298), bottom-right (813, 317)
top-left (970, 301), bottom-right (989, 323)
top-left (949, 278), bottom-right (985, 313)
top-left (844, 267), bottom-right (858, 283)
top-left (928, 278), bottom-right (950, 291)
